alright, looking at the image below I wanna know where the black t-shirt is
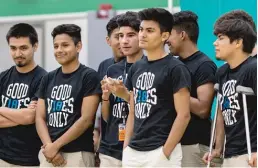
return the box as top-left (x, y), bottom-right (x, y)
top-left (216, 57), bottom-right (257, 158)
top-left (126, 55), bottom-right (191, 151)
top-left (98, 58), bottom-right (117, 80)
top-left (97, 57), bottom-right (124, 146)
top-left (37, 64), bottom-right (101, 153)
top-left (0, 66), bottom-right (47, 166)
top-left (179, 51), bottom-right (217, 146)
top-left (99, 59), bottom-right (132, 160)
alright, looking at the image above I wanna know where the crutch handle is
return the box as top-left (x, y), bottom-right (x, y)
top-left (214, 83), bottom-right (219, 91)
top-left (236, 86), bottom-right (254, 95)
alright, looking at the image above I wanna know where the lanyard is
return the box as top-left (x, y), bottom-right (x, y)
top-left (122, 61), bottom-right (129, 124)
top-left (123, 60), bottom-right (128, 84)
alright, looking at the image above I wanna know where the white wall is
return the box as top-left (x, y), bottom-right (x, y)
top-left (0, 24), bottom-right (14, 72)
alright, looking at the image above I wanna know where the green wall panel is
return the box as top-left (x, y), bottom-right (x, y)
top-left (0, 0), bottom-right (180, 16)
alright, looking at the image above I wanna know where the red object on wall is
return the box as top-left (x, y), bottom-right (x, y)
top-left (97, 4), bottom-right (113, 18)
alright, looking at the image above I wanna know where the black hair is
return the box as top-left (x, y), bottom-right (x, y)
top-left (138, 8), bottom-right (174, 33)
top-left (214, 19), bottom-right (256, 53)
top-left (216, 10), bottom-right (256, 32)
top-left (52, 24), bottom-right (81, 45)
top-left (6, 23), bottom-right (38, 45)
top-left (106, 14), bottom-right (122, 36)
top-left (116, 11), bottom-right (140, 32)
top-left (173, 10), bottom-right (199, 44)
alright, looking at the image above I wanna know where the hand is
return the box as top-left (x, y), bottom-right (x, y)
top-left (95, 152), bottom-right (100, 167)
top-left (51, 152), bottom-right (67, 167)
top-left (101, 76), bottom-right (111, 100)
top-left (106, 77), bottom-right (129, 101)
top-left (248, 152), bottom-right (257, 167)
top-left (28, 101), bottom-right (37, 109)
top-left (42, 143), bottom-right (60, 162)
top-left (162, 147), bottom-right (171, 160)
top-left (202, 150), bottom-right (221, 166)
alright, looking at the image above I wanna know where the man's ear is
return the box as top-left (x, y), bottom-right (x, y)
top-left (106, 36), bottom-right (111, 46)
top-left (181, 31), bottom-right (187, 41)
top-left (33, 42), bottom-right (38, 52)
top-left (76, 41), bottom-right (82, 52)
top-left (235, 38), bottom-right (243, 50)
top-left (161, 32), bottom-right (170, 42)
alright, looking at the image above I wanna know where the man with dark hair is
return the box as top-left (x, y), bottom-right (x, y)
top-left (0, 23), bottom-right (47, 166)
top-left (97, 14), bottom-right (125, 140)
top-left (203, 18), bottom-right (257, 167)
top-left (215, 10), bottom-right (257, 57)
top-left (36, 24), bottom-right (101, 167)
top-left (99, 11), bottom-right (143, 167)
top-left (166, 11), bottom-right (220, 167)
top-left (96, 14), bottom-right (125, 166)
top-left (107, 8), bottom-right (191, 167)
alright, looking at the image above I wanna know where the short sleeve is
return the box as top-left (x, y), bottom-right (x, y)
top-left (251, 67), bottom-right (257, 95)
top-left (83, 70), bottom-right (102, 97)
top-left (195, 62), bottom-right (217, 87)
top-left (0, 72), bottom-right (4, 106)
top-left (215, 69), bottom-right (220, 85)
top-left (0, 71), bottom-right (4, 94)
top-left (170, 65), bottom-right (191, 94)
top-left (36, 75), bottom-right (48, 99)
top-left (215, 65), bottom-right (228, 87)
top-left (246, 61), bottom-right (257, 95)
top-left (97, 62), bottom-right (105, 80)
top-left (31, 76), bottom-right (45, 101)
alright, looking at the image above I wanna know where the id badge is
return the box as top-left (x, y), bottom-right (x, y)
top-left (118, 123), bottom-right (126, 141)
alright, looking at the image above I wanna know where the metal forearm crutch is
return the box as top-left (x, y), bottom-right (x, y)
top-left (236, 85), bottom-right (254, 162)
top-left (207, 83), bottom-right (219, 168)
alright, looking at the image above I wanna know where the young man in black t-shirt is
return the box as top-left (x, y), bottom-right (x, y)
top-left (99, 12), bottom-right (143, 167)
top-left (203, 17), bottom-right (257, 167)
top-left (0, 23), bottom-right (47, 166)
top-left (166, 11), bottom-right (220, 167)
top-left (36, 24), bottom-right (101, 167)
top-left (108, 8), bottom-right (191, 167)
top-left (97, 14), bottom-right (125, 142)
top-left (95, 15), bottom-right (125, 165)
